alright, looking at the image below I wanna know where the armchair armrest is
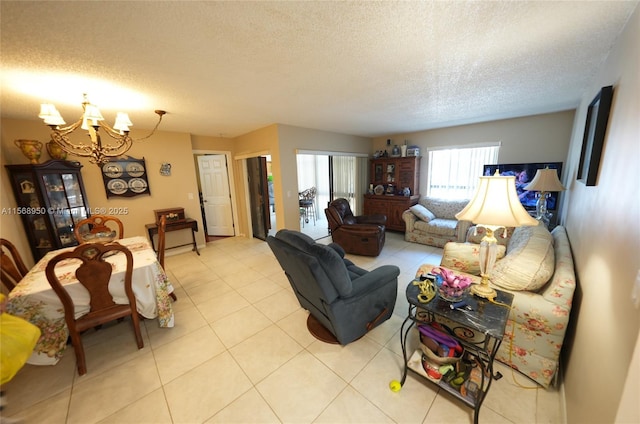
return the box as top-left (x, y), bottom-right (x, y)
top-left (348, 265), bottom-right (400, 297)
top-left (455, 220), bottom-right (473, 243)
top-left (402, 209), bottom-right (418, 233)
top-left (355, 214), bottom-right (387, 226)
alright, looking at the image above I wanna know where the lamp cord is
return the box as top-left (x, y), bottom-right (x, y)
top-left (487, 297), bottom-right (512, 309)
top-left (506, 320), bottom-right (538, 390)
top-left (486, 297), bottom-right (538, 388)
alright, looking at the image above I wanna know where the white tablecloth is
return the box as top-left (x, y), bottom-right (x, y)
top-left (7, 236), bottom-right (174, 365)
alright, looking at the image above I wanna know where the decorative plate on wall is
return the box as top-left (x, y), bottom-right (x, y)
top-left (125, 162), bottom-right (145, 177)
top-left (107, 179), bottom-right (128, 195)
top-left (128, 178), bottom-right (148, 193)
top-left (102, 163), bottom-right (123, 178)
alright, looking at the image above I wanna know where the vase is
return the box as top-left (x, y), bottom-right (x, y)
top-left (14, 139), bottom-right (43, 164)
top-left (46, 140), bottom-right (67, 160)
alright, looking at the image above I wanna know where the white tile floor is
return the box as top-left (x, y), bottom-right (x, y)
top-left (2, 232), bottom-right (565, 423)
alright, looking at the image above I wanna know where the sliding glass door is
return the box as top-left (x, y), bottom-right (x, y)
top-left (330, 156), bottom-right (368, 215)
top-left (296, 152), bottom-right (368, 239)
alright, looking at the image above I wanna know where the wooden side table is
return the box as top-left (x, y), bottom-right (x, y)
top-left (395, 281), bottom-right (513, 424)
top-left (145, 218), bottom-right (200, 256)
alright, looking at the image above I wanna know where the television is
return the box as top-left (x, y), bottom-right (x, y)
top-left (483, 162), bottom-right (563, 211)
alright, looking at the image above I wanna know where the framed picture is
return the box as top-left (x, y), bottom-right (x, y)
top-left (101, 156), bottom-right (151, 197)
top-left (577, 85), bottom-right (614, 186)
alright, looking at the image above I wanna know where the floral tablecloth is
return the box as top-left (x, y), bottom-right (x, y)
top-left (6, 236), bottom-right (174, 365)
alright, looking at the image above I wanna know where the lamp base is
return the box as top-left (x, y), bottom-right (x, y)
top-left (470, 282), bottom-right (497, 300)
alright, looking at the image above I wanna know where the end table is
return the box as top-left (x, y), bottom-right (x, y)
top-left (394, 281), bottom-right (514, 424)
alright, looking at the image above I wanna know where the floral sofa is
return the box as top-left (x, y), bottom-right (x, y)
top-left (402, 197), bottom-right (472, 248)
top-left (419, 223), bottom-right (576, 388)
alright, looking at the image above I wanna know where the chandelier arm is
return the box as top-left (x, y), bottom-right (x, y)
top-left (132, 111), bottom-right (165, 142)
top-left (49, 129), bottom-right (97, 158)
top-left (50, 119), bottom-right (83, 137)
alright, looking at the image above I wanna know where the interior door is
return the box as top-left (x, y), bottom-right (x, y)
top-left (246, 156), bottom-right (270, 240)
top-left (198, 154), bottom-right (235, 236)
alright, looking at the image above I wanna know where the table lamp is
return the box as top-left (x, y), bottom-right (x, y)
top-left (456, 171), bottom-right (538, 300)
top-left (524, 168), bottom-right (565, 226)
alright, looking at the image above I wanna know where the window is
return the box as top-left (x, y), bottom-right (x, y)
top-left (427, 144), bottom-right (500, 199)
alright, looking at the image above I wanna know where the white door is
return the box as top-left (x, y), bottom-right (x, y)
top-left (198, 155), bottom-right (235, 236)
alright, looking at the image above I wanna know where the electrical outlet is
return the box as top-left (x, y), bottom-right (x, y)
top-left (187, 193), bottom-right (194, 200)
top-left (632, 270), bottom-right (640, 309)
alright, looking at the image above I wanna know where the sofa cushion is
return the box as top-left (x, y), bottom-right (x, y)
top-left (491, 223), bottom-right (555, 291)
top-left (421, 197), bottom-right (470, 220)
top-left (410, 204), bottom-right (436, 222)
top-left (414, 218), bottom-right (458, 237)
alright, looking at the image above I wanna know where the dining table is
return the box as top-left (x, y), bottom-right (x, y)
top-left (6, 236), bottom-right (175, 366)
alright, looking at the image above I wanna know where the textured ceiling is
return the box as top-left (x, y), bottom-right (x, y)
top-left (1, 1), bottom-right (637, 138)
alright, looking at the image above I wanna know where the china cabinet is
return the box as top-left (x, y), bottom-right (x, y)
top-left (5, 160), bottom-right (91, 261)
top-left (364, 156), bottom-right (421, 231)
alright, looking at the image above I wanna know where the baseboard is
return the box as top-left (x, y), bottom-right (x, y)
top-left (557, 367), bottom-right (568, 424)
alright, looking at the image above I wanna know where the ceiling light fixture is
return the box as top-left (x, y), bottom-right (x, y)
top-left (39, 94), bottom-right (166, 165)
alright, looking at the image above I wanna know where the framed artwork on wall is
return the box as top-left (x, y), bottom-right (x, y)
top-left (101, 156), bottom-right (151, 197)
top-left (577, 85), bottom-right (614, 186)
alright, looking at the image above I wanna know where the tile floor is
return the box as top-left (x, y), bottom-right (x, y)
top-left (2, 232), bottom-right (565, 423)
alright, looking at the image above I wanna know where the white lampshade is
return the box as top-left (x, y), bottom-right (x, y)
top-left (81, 104), bottom-right (105, 130)
top-left (39, 104), bottom-right (66, 126)
top-left (456, 171), bottom-right (538, 227)
top-left (524, 168), bottom-right (565, 192)
top-left (83, 104), bottom-right (104, 121)
top-left (113, 112), bottom-right (133, 132)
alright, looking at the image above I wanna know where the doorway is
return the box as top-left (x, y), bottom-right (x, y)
top-left (194, 152), bottom-right (237, 241)
top-left (246, 156), bottom-right (271, 241)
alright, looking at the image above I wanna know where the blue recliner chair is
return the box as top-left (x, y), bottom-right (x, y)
top-left (267, 229), bottom-right (399, 345)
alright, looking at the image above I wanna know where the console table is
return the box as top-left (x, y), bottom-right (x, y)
top-left (145, 218), bottom-right (200, 256)
top-left (394, 281), bottom-right (513, 424)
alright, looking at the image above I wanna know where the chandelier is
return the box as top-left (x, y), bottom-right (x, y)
top-left (39, 94), bottom-right (166, 165)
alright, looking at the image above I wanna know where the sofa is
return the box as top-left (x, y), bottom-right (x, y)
top-left (418, 223), bottom-right (576, 387)
top-left (402, 197), bottom-right (472, 248)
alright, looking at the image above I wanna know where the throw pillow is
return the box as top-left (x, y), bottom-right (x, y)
top-left (491, 223), bottom-right (555, 291)
top-left (410, 204), bottom-right (436, 222)
top-left (440, 242), bottom-right (507, 276)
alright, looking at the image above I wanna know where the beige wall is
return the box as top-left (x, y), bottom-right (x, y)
top-left (372, 109), bottom-right (574, 190)
top-left (371, 111), bottom-right (575, 223)
top-left (1, 118), bottom-right (205, 263)
top-left (232, 124), bottom-right (280, 237)
top-left (275, 125), bottom-right (371, 230)
top-left (561, 5), bottom-right (639, 424)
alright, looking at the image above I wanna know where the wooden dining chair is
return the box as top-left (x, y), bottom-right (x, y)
top-left (157, 216), bottom-right (177, 301)
top-left (74, 215), bottom-right (124, 244)
top-left (1, 238), bottom-right (29, 292)
top-left (45, 242), bottom-right (144, 375)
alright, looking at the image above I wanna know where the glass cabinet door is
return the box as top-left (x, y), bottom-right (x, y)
top-left (6, 160), bottom-right (91, 261)
top-left (62, 173), bottom-right (84, 208)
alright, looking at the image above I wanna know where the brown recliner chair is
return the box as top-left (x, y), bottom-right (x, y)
top-left (325, 198), bottom-right (386, 256)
